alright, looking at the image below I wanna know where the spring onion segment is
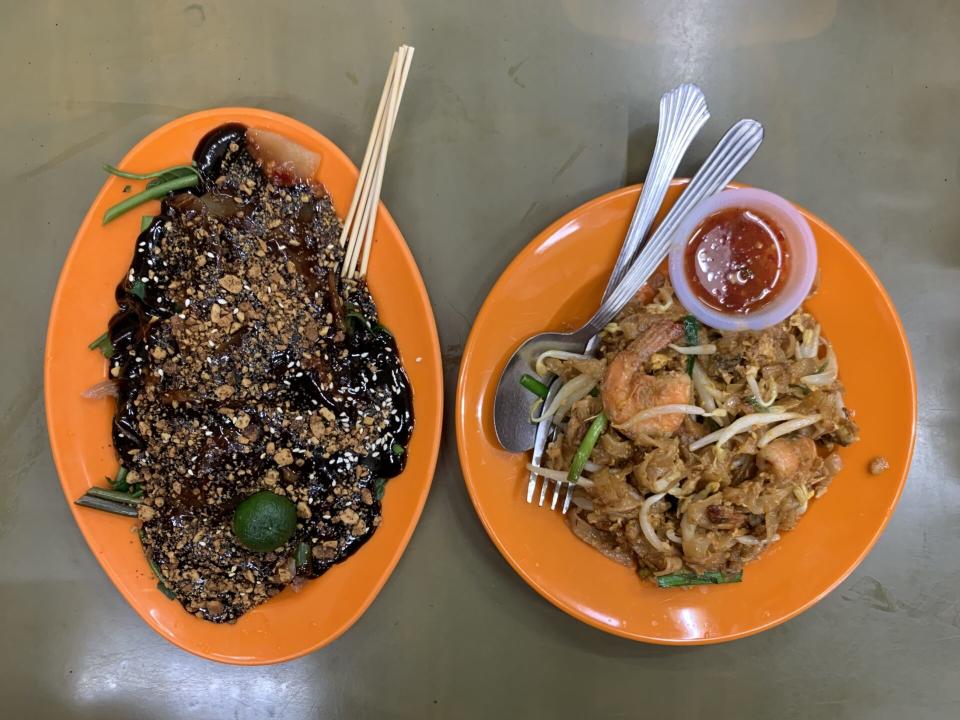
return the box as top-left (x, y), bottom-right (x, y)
top-left (656, 570), bottom-right (743, 588)
top-left (103, 170), bottom-right (199, 224)
top-left (74, 494), bottom-right (139, 517)
top-left (567, 412), bottom-right (607, 483)
top-left (103, 163), bottom-right (197, 180)
top-left (295, 542), bottom-right (310, 569)
top-left (85, 487), bottom-right (142, 505)
top-left (681, 315), bottom-right (700, 375)
top-left (519, 374), bottom-right (550, 400)
top-left (88, 331), bottom-right (114, 359)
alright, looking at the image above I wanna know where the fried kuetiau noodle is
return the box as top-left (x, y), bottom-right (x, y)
top-left (528, 274), bottom-right (859, 581)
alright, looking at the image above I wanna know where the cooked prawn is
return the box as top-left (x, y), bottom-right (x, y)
top-left (601, 319), bottom-right (692, 440)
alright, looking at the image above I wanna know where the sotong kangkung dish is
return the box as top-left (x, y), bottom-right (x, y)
top-left (83, 124), bottom-right (413, 622)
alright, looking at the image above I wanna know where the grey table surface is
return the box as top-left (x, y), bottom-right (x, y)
top-left (2, 1), bottom-right (958, 718)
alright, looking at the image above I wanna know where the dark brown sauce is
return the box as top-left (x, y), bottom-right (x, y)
top-left (105, 124), bottom-right (413, 621)
top-left (684, 207), bottom-right (790, 314)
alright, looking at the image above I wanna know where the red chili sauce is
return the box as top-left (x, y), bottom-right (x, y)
top-left (684, 207), bottom-right (790, 314)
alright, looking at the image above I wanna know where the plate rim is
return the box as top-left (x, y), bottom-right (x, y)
top-left (44, 107), bottom-right (444, 664)
top-left (455, 180), bottom-right (917, 645)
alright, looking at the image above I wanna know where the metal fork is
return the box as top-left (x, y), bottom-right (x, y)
top-left (526, 83), bottom-right (710, 510)
top-left (527, 116), bottom-right (765, 512)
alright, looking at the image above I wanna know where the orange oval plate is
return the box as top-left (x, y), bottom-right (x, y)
top-left (45, 109), bottom-right (443, 664)
top-left (457, 182), bottom-right (916, 644)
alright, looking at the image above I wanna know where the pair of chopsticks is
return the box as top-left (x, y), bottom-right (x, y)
top-left (339, 44), bottom-right (415, 279)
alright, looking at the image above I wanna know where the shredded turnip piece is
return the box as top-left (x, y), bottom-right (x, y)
top-left (668, 343), bottom-right (717, 355)
top-left (689, 412), bottom-right (803, 451)
top-left (665, 529), bottom-right (682, 545)
top-left (801, 340), bottom-right (837, 386)
top-left (82, 379), bottom-right (120, 399)
top-left (614, 404), bottom-right (725, 431)
top-left (534, 350), bottom-right (593, 378)
top-left (735, 535), bottom-right (762, 546)
top-left (530, 374), bottom-right (597, 424)
top-left (757, 414), bottom-right (822, 448)
top-left (639, 492), bottom-right (672, 553)
top-left (526, 463), bottom-right (593, 487)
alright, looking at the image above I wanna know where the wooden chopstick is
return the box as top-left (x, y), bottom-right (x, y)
top-left (342, 47), bottom-right (403, 278)
top-left (341, 44), bottom-right (414, 279)
top-left (359, 46), bottom-right (414, 278)
top-left (338, 50), bottom-right (398, 251)
top-left (342, 52), bottom-right (397, 275)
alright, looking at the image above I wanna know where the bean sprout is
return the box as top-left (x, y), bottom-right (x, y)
top-left (746, 367), bottom-right (777, 408)
top-left (757, 414), bottom-right (822, 448)
top-left (801, 340), bottom-right (837, 386)
top-left (639, 492), bottom-right (672, 553)
top-left (526, 463), bottom-right (593, 487)
top-left (534, 350), bottom-right (593, 378)
top-left (530, 374), bottom-right (597, 424)
top-left (689, 412), bottom-right (803, 451)
top-left (614, 403), bottom-right (726, 431)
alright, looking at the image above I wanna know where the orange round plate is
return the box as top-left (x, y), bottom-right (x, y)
top-left (45, 109), bottom-right (443, 664)
top-left (456, 181), bottom-right (916, 644)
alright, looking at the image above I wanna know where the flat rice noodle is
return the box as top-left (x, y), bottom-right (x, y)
top-left (569, 357), bottom-right (606, 380)
top-left (598, 432), bottom-right (634, 460)
top-left (568, 512), bottom-right (634, 567)
top-left (591, 467), bottom-right (642, 511)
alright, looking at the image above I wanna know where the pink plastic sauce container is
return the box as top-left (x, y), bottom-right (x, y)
top-left (667, 187), bottom-right (817, 331)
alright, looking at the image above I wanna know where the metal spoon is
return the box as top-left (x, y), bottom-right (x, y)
top-left (495, 117), bottom-right (765, 452)
top-left (495, 84), bottom-right (710, 452)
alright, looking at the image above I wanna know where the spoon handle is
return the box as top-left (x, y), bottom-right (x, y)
top-left (582, 118), bottom-right (765, 337)
top-left (603, 83), bottom-right (709, 296)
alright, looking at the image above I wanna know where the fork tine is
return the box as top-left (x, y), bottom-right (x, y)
top-left (526, 470), bottom-right (538, 503)
top-left (538, 474), bottom-right (550, 506)
top-left (561, 482), bottom-right (575, 514)
top-left (550, 475), bottom-right (562, 509)
top-left (528, 378), bottom-right (562, 507)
